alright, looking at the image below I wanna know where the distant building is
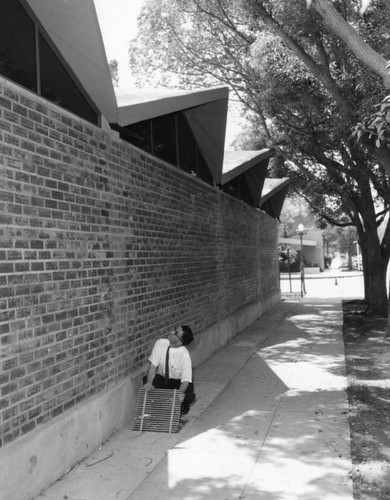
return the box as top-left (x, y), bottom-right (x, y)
top-left (279, 229), bottom-right (326, 272)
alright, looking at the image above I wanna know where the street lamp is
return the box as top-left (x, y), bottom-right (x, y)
top-left (353, 240), bottom-right (362, 271)
top-left (298, 223), bottom-right (306, 296)
top-left (284, 246), bottom-right (293, 293)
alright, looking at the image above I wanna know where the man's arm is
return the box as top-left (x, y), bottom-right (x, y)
top-left (144, 362), bottom-right (157, 391)
top-left (179, 381), bottom-right (189, 392)
top-left (179, 352), bottom-right (192, 394)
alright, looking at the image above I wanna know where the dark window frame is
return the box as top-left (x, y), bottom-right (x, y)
top-left (0, 0), bottom-right (100, 125)
top-left (113, 110), bottom-right (214, 186)
top-left (221, 176), bottom-right (255, 206)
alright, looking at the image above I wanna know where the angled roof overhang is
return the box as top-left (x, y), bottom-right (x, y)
top-left (25, 0), bottom-right (118, 123)
top-left (259, 178), bottom-right (290, 219)
top-left (117, 86), bottom-right (229, 186)
top-left (116, 87), bottom-right (229, 125)
top-left (222, 149), bottom-right (273, 206)
top-left (18, 2), bottom-right (229, 183)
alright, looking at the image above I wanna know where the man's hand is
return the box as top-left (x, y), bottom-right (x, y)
top-left (177, 390), bottom-right (185, 402)
top-left (144, 362), bottom-right (157, 392)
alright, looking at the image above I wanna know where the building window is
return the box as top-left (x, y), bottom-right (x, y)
top-left (152, 114), bottom-right (177, 166)
top-left (39, 35), bottom-right (98, 125)
top-left (0, 0), bottom-right (98, 125)
top-left (116, 120), bottom-right (152, 154)
top-left (177, 112), bottom-right (196, 176)
top-left (0, 0), bottom-right (37, 92)
top-left (222, 177), bottom-right (255, 206)
top-left (177, 113), bottom-right (214, 184)
top-left (115, 111), bottom-right (214, 186)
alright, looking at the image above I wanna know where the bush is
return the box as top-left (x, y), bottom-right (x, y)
top-left (279, 245), bottom-right (300, 272)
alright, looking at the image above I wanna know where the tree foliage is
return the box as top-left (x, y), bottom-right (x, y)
top-left (129, 0), bottom-right (390, 316)
top-left (109, 59), bottom-right (119, 87)
top-left (279, 194), bottom-right (317, 238)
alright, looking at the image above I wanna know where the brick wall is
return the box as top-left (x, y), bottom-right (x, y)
top-left (0, 79), bottom-right (280, 448)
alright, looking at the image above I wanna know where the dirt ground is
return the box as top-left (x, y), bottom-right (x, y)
top-left (343, 300), bottom-right (390, 499)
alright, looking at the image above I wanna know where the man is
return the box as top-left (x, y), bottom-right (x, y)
top-left (144, 325), bottom-right (196, 415)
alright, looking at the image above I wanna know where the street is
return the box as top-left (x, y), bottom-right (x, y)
top-left (280, 270), bottom-right (364, 299)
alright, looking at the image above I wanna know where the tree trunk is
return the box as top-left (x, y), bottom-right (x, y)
top-left (365, 256), bottom-right (387, 316)
top-left (386, 276), bottom-right (390, 337)
top-left (357, 224), bottom-right (388, 316)
top-left (361, 243), bottom-right (369, 301)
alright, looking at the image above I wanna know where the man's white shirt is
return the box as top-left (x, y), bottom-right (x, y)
top-left (148, 338), bottom-right (192, 383)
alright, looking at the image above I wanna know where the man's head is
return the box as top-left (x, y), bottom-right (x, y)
top-left (180, 325), bottom-right (194, 346)
top-left (169, 325), bottom-right (194, 347)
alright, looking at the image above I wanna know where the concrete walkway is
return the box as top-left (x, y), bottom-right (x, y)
top-left (35, 276), bottom-right (362, 500)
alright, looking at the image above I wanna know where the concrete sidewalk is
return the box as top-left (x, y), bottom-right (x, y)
top-left (34, 295), bottom-right (354, 500)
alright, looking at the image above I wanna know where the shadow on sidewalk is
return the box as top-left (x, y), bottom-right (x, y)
top-left (34, 299), bottom-right (352, 500)
top-left (130, 299), bottom-right (352, 500)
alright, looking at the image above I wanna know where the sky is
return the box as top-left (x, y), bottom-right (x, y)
top-left (93, 0), bottom-right (145, 90)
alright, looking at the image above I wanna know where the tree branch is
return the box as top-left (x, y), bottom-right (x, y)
top-left (310, 0), bottom-right (390, 88)
top-left (252, 1), bottom-right (353, 110)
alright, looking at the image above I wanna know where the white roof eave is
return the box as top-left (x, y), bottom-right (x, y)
top-left (222, 149), bottom-right (273, 184)
top-left (116, 86), bottom-right (229, 126)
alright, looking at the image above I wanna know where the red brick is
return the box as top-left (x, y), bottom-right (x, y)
top-left (0, 80), bottom-right (280, 448)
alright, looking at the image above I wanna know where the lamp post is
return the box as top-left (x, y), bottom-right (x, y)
top-left (298, 223), bottom-right (306, 296)
top-left (353, 240), bottom-right (362, 271)
top-left (287, 246), bottom-right (292, 293)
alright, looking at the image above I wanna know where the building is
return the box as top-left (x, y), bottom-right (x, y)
top-left (0, 1), bottom-right (288, 498)
top-left (279, 229), bottom-right (326, 272)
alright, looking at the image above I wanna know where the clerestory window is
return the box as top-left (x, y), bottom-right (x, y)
top-left (111, 111), bottom-right (214, 186)
top-left (221, 176), bottom-right (255, 206)
top-left (0, 0), bottom-right (98, 125)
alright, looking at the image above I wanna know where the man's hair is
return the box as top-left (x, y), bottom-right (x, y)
top-left (181, 325), bottom-right (194, 346)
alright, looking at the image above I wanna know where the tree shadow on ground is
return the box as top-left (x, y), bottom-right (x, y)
top-left (133, 299), bottom-right (352, 499)
top-left (343, 299), bottom-right (390, 500)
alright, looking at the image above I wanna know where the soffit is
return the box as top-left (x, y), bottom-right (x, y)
top-left (25, 0), bottom-right (118, 122)
top-left (260, 178), bottom-right (291, 204)
top-left (222, 149), bottom-right (273, 206)
top-left (183, 98), bottom-right (228, 186)
top-left (260, 178), bottom-right (291, 219)
top-left (117, 87), bottom-right (229, 186)
top-left (222, 149), bottom-right (273, 184)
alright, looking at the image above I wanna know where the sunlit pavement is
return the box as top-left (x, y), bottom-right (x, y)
top-left (35, 275), bottom-right (362, 500)
top-left (280, 269), bottom-right (364, 299)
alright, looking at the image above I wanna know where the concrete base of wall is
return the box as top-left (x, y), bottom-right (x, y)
top-left (0, 292), bottom-right (280, 500)
top-left (0, 380), bottom-right (138, 500)
top-left (190, 291), bottom-right (281, 367)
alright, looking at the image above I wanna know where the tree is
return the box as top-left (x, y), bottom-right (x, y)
top-left (308, 0), bottom-right (390, 87)
top-left (279, 244), bottom-right (300, 272)
top-left (129, 0), bottom-right (390, 316)
top-left (109, 59), bottom-right (119, 87)
top-left (280, 194), bottom-right (359, 269)
top-left (279, 194), bottom-right (313, 272)
top-left (325, 225), bottom-right (359, 268)
top-left (278, 194), bottom-right (315, 239)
